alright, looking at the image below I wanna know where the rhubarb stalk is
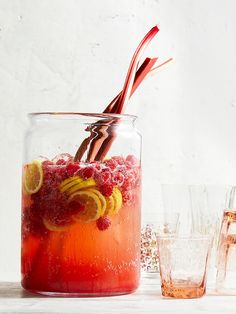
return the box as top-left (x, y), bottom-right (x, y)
top-left (74, 25), bottom-right (172, 162)
top-left (74, 57), bottom-right (158, 162)
top-left (115, 25), bottom-right (159, 114)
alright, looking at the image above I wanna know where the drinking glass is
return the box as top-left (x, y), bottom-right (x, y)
top-left (141, 213), bottom-right (179, 273)
top-left (216, 186), bottom-right (236, 294)
top-left (21, 113), bottom-right (141, 296)
top-left (158, 235), bottom-right (212, 298)
top-left (141, 184), bottom-right (227, 276)
top-left (161, 184), bottom-right (227, 236)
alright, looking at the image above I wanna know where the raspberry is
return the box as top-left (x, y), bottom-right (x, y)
top-left (42, 165), bottom-right (55, 183)
top-left (112, 171), bottom-right (125, 186)
top-left (40, 189), bottom-right (74, 227)
top-left (43, 169), bottom-right (53, 181)
top-left (120, 179), bottom-right (129, 192)
top-left (95, 169), bottom-right (112, 185)
top-left (126, 155), bottom-right (138, 166)
top-left (119, 169), bottom-right (136, 191)
top-left (29, 160), bottom-right (87, 232)
top-left (42, 160), bottom-right (54, 167)
top-left (66, 163), bottom-right (80, 176)
top-left (80, 166), bottom-right (95, 179)
top-left (31, 177), bottom-right (71, 224)
top-left (122, 190), bottom-right (134, 205)
top-left (96, 216), bottom-right (111, 231)
top-left (104, 158), bottom-right (117, 170)
top-left (90, 161), bottom-right (102, 172)
top-left (56, 159), bottom-right (67, 165)
top-left (127, 170), bottom-right (136, 187)
top-left (55, 166), bottom-right (68, 181)
top-left (112, 156), bottom-right (125, 165)
top-left (42, 163), bottom-right (68, 185)
top-left (99, 184), bottom-right (113, 197)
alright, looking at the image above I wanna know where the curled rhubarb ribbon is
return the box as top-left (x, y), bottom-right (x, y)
top-left (74, 26), bottom-right (172, 162)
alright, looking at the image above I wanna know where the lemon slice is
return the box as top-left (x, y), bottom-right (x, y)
top-left (87, 188), bottom-right (107, 216)
top-left (60, 176), bottom-right (83, 193)
top-left (111, 187), bottom-right (123, 216)
top-left (69, 190), bottom-right (102, 223)
top-left (43, 218), bottom-right (73, 232)
top-left (66, 178), bottom-right (96, 195)
top-left (23, 160), bottom-right (43, 194)
top-left (105, 195), bottom-right (115, 216)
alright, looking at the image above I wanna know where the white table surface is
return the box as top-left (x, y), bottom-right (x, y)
top-left (0, 274), bottom-right (236, 314)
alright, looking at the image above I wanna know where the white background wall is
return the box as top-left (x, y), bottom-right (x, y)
top-left (1, 0), bottom-right (236, 280)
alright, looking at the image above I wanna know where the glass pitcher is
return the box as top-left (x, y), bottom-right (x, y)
top-left (21, 112), bottom-right (141, 296)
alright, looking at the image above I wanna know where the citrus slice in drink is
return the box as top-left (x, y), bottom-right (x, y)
top-left (104, 187), bottom-right (122, 216)
top-left (105, 195), bottom-right (115, 216)
top-left (23, 160), bottom-right (43, 194)
top-left (60, 176), bottom-right (83, 193)
top-left (87, 188), bottom-right (107, 216)
top-left (66, 178), bottom-right (97, 195)
top-left (110, 187), bottom-right (123, 216)
top-left (69, 190), bottom-right (102, 223)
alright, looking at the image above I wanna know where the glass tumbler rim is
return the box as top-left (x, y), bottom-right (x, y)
top-left (157, 234), bottom-right (213, 241)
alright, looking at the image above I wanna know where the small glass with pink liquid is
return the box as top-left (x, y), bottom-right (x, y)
top-left (216, 186), bottom-right (236, 294)
top-left (21, 113), bottom-right (141, 296)
top-left (157, 235), bottom-right (212, 298)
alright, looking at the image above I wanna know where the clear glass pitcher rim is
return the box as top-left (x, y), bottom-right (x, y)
top-left (28, 112), bottom-right (137, 122)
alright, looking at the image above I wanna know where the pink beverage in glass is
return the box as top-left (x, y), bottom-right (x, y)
top-left (158, 235), bottom-right (212, 299)
top-left (216, 209), bottom-right (236, 293)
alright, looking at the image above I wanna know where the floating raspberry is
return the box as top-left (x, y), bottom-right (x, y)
top-left (112, 171), bottom-right (125, 186)
top-left (120, 179), bottom-right (129, 192)
top-left (40, 189), bottom-right (74, 226)
top-left (96, 216), bottom-right (111, 231)
top-left (122, 190), bottom-right (134, 205)
top-left (66, 162), bottom-right (80, 176)
top-left (126, 155), bottom-right (138, 166)
top-left (126, 170), bottom-right (136, 187)
top-left (42, 160), bottom-right (54, 167)
top-left (99, 184), bottom-right (113, 197)
top-left (56, 159), bottom-right (67, 165)
top-left (112, 156), bottom-right (125, 165)
top-left (55, 166), bottom-right (68, 181)
top-left (43, 169), bottom-right (53, 182)
top-left (90, 161), bottom-right (102, 172)
top-left (95, 168), bottom-right (112, 185)
top-left (104, 158), bottom-right (117, 170)
top-left (42, 163), bottom-right (67, 185)
top-left (119, 169), bottom-right (136, 191)
top-left (80, 166), bottom-right (95, 179)
top-left (42, 164), bottom-right (54, 183)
